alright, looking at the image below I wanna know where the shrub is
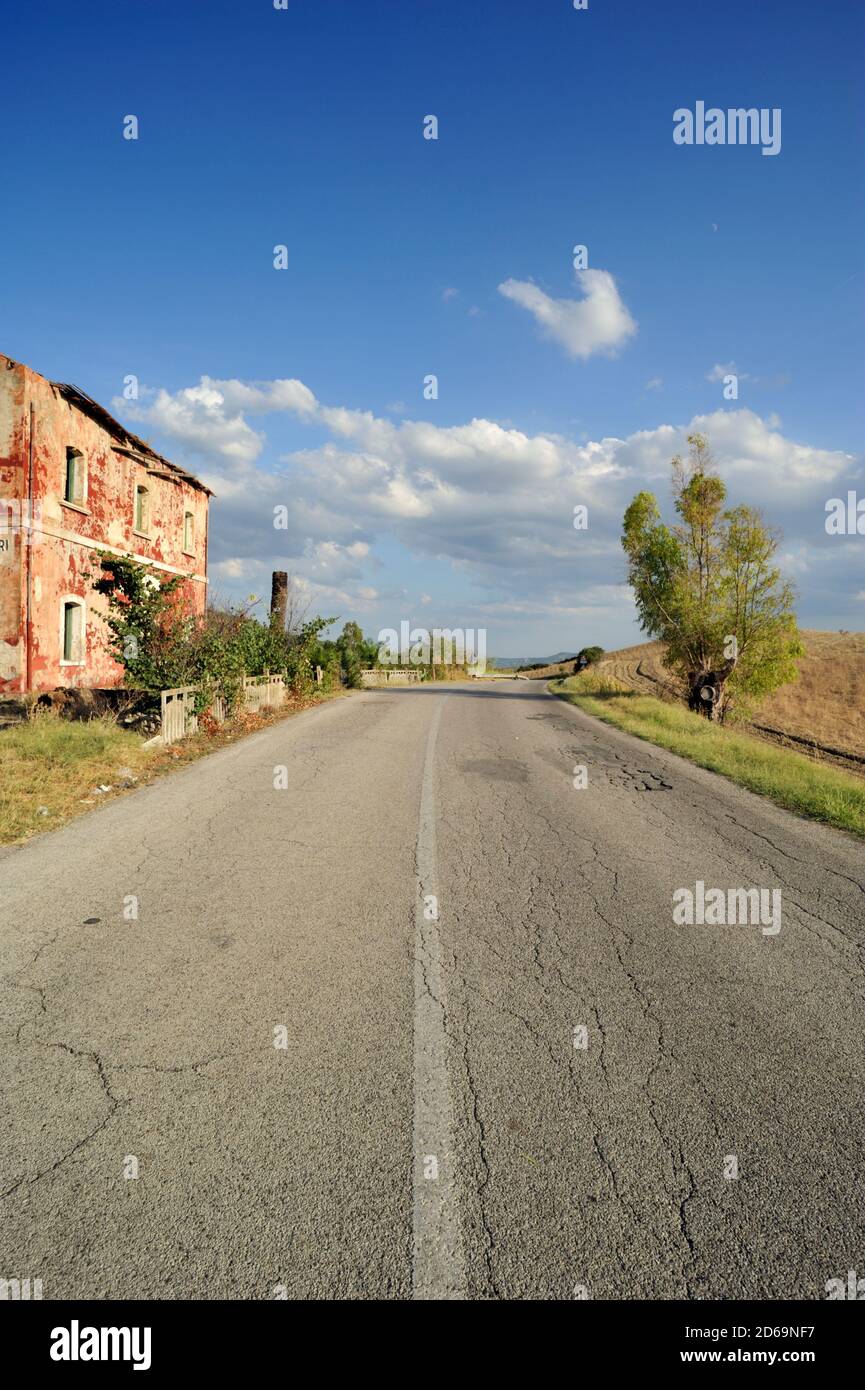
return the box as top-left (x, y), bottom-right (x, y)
top-left (89, 552), bottom-right (334, 711)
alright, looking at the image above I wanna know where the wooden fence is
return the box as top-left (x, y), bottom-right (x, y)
top-left (159, 671), bottom-right (286, 745)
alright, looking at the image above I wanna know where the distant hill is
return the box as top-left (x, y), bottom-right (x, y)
top-left (493, 652), bottom-right (577, 669)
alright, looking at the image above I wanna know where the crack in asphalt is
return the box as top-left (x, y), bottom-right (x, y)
top-left (2, 683), bottom-right (863, 1299)
top-left (0, 1039), bottom-right (240, 1202)
top-left (459, 988), bottom-right (502, 1300)
top-left (441, 714), bottom-right (711, 1298)
top-left (0, 1041), bottom-right (124, 1201)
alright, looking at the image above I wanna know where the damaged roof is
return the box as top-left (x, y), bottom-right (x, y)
top-left (51, 380), bottom-right (214, 496)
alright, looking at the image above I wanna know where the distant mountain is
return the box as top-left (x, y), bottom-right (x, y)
top-left (492, 652), bottom-right (578, 669)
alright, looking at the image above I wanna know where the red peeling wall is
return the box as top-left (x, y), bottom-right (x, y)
top-left (0, 354), bottom-right (210, 694)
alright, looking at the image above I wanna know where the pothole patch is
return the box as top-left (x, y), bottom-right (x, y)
top-left (602, 765), bottom-right (672, 791)
top-left (461, 758), bottom-right (529, 783)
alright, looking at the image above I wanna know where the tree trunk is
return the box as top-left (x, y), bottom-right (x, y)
top-left (270, 571), bottom-right (288, 630)
top-left (688, 673), bottom-right (718, 718)
top-left (687, 661), bottom-right (734, 720)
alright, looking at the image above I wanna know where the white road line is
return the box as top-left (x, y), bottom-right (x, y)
top-left (412, 694), bottom-right (466, 1299)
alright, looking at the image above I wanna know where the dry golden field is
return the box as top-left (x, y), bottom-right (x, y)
top-left (531, 631), bottom-right (865, 771)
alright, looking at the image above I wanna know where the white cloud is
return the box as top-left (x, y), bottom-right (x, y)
top-left (645, 377), bottom-right (663, 391)
top-left (303, 539), bottom-right (372, 583)
top-left (118, 376), bottom-right (860, 643)
top-left (706, 361), bottom-right (751, 383)
top-left (210, 378), bottom-right (318, 416)
top-left (115, 376), bottom-right (318, 465)
top-left (211, 557), bottom-right (258, 580)
top-left (498, 269), bottom-right (637, 359)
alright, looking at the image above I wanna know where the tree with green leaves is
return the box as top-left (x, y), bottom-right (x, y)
top-left (576, 646), bottom-right (604, 668)
top-left (88, 551), bottom-right (194, 691)
top-left (621, 434), bottom-right (803, 720)
top-left (90, 551), bottom-right (335, 709)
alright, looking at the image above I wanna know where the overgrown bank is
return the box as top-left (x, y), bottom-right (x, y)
top-left (0, 689), bottom-right (343, 847)
top-left (551, 670), bottom-right (865, 839)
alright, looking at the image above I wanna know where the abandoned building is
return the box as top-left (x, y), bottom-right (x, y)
top-left (0, 353), bottom-right (211, 694)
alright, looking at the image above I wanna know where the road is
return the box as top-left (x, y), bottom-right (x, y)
top-left (1, 681), bottom-right (863, 1300)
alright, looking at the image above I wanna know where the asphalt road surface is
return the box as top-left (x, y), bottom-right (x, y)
top-left (1, 682), bottom-right (863, 1300)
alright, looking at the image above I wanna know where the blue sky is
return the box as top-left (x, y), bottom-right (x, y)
top-left (2, 0), bottom-right (863, 655)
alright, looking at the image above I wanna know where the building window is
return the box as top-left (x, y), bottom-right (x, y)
top-left (183, 510), bottom-right (195, 553)
top-left (135, 484), bottom-right (150, 534)
top-left (61, 600), bottom-right (85, 664)
top-left (64, 448), bottom-right (86, 506)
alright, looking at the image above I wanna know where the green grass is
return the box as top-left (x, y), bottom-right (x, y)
top-left (551, 672), bottom-right (865, 839)
top-left (0, 690), bottom-right (345, 846)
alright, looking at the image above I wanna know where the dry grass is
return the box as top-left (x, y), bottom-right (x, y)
top-left (746, 630), bottom-right (865, 760)
top-left (0, 691), bottom-right (344, 847)
top-left (535, 631), bottom-right (865, 771)
top-left (0, 710), bottom-right (153, 845)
